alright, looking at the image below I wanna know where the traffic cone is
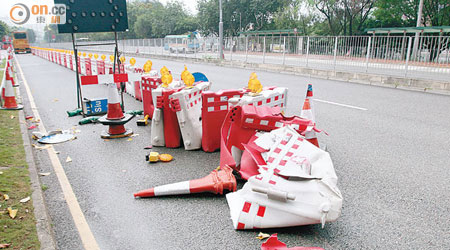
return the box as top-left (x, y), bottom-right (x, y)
top-left (0, 74), bottom-right (23, 110)
top-left (97, 83), bottom-right (134, 138)
top-left (5, 62), bottom-right (17, 87)
top-left (134, 166), bottom-right (236, 198)
top-left (300, 98), bottom-right (319, 147)
top-left (306, 83), bottom-right (314, 113)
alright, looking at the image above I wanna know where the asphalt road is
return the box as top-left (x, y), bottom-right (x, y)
top-left (16, 53), bottom-right (450, 250)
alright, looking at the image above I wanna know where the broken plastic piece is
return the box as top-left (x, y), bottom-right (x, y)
top-left (67, 108), bottom-right (82, 117)
top-left (126, 110), bottom-right (144, 116)
top-left (38, 130), bottom-right (75, 144)
top-left (159, 154), bottom-right (173, 162)
top-left (261, 234), bottom-right (324, 250)
top-left (147, 152), bottom-right (159, 162)
top-left (78, 116), bottom-right (100, 125)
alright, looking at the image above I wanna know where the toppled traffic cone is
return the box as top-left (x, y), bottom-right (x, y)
top-left (134, 166), bottom-right (236, 198)
top-left (300, 98), bottom-right (318, 147)
top-left (0, 73), bottom-right (23, 110)
top-left (97, 84), bottom-right (134, 138)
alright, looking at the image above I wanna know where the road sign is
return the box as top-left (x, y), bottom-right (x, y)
top-left (55, 0), bottom-right (128, 33)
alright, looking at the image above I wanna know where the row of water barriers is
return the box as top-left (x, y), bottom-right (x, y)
top-left (31, 47), bottom-right (343, 230)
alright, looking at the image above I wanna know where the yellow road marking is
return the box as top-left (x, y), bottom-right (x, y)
top-left (15, 57), bottom-right (100, 250)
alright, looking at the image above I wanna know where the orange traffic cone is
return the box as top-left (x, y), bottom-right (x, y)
top-left (300, 98), bottom-right (319, 147)
top-left (97, 83), bottom-right (134, 138)
top-left (306, 83), bottom-right (314, 113)
top-left (134, 166), bottom-right (236, 198)
top-left (6, 61), bottom-right (17, 87)
top-left (0, 74), bottom-right (23, 110)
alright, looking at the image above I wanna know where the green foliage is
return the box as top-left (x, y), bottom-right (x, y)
top-left (0, 21), bottom-right (9, 39)
top-left (0, 109), bottom-right (40, 249)
top-left (273, 0), bottom-right (317, 35)
top-left (197, 0), bottom-right (292, 36)
top-left (368, 0), bottom-right (450, 29)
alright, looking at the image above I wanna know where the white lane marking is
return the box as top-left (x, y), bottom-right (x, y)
top-left (15, 57), bottom-right (100, 250)
top-left (313, 98), bottom-right (368, 111)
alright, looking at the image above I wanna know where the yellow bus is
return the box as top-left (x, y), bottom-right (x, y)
top-left (12, 31), bottom-right (31, 54)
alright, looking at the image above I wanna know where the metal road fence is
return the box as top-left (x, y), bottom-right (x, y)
top-left (41, 35), bottom-right (450, 82)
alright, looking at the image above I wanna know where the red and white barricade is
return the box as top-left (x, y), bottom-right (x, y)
top-left (201, 89), bottom-right (246, 152)
top-left (97, 60), bottom-right (105, 75)
top-left (150, 83), bottom-right (184, 148)
top-left (133, 67), bottom-right (144, 101)
top-left (80, 57), bottom-right (86, 75)
top-left (220, 105), bottom-right (321, 178)
top-left (226, 126), bottom-right (342, 230)
top-left (169, 81), bottom-right (211, 150)
top-left (141, 72), bottom-right (161, 118)
top-left (91, 59), bottom-right (98, 75)
top-left (233, 87), bottom-right (287, 109)
top-left (201, 87), bottom-right (287, 152)
top-left (85, 58), bottom-right (92, 76)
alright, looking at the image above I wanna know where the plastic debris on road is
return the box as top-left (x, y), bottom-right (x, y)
top-left (159, 154), bottom-right (173, 162)
top-left (226, 126), bottom-right (342, 229)
top-left (256, 232), bottom-right (271, 240)
top-left (66, 156), bottom-right (72, 163)
top-left (261, 234), bottom-right (324, 250)
top-left (38, 130), bottom-right (76, 144)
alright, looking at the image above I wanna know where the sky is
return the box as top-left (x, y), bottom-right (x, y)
top-left (158, 0), bottom-right (198, 14)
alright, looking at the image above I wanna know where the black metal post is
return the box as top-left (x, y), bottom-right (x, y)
top-left (72, 33), bottom-right (83, 110)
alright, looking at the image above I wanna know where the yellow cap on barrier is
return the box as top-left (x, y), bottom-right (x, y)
top-left (109, 55), bottom-right (114, 62)
top-left (88, 53), bottom-right (92, 58)
top-left (130, 58), bottom-right (136, 66)
top-left (248, 72), bottom-right (263, 94)
top-left (94, 54), bottom-right (98, 59)
top-left (101, 54), bottom-right (106, 61)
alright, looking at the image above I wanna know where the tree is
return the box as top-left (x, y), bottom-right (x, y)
top-left (273, 0), bottom-right (317, 35)
top-left (0, 21), bottom-right (10, 39)
top-left (197, 0), bottom-right (291, 36)
top-left (369, 0), bottom-right (450, 28)
top-left (312, 0), bottom-right (375, 35)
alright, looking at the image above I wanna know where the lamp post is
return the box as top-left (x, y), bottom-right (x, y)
top-left (219, 0), bottom-right (224, 60)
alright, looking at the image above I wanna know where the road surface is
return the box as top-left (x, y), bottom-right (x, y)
top-left (15, 53), bottom-right (450, 249)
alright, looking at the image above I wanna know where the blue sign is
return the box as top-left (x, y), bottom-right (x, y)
top-left (83, 98), bottom-right (108, 116)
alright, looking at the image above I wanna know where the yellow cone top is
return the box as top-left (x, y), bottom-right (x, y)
top-left (181, 65), bottom-right (188, 81)
top-left (78, 52), bottom-right (81, 56)
top-left (160, 66), bottom-right (169, 76)
top-left (143, 63), bottom-right (152, 73)
top-left (146, 60), bottom-right (152, 67)
top-left (160, 66), bottom-right (173, 87)
top-left (109, 55), bottom-right (115, 62)
top-left (183, 72), bottom-right (195, 88)
top-left (88, 53), bottom-right (92, 58)
top-left (101, 54), bottom-right (106, 60)
top-left (130, 58), bottom-right (136, 66)
top-left (94, 54), bottom-right (98, 59)
top-left (248, 72), bottom-right (263, 94)
top-left (82, 52), bottom-right (86, 57)
top-left (120, 56), bottom-right (125, 63)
